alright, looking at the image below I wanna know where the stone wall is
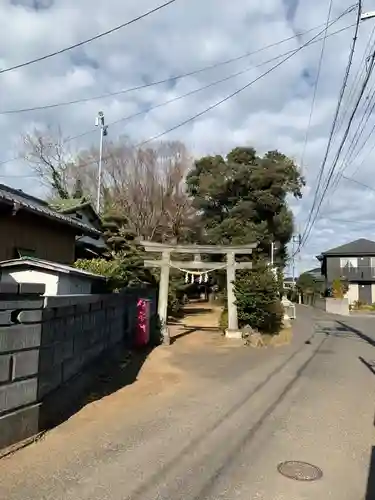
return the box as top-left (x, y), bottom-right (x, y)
top-left (0, 283), bottom-right (157, 451)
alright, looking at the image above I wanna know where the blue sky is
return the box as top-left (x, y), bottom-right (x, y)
top-left (1, 0), bottom-right (375, 276)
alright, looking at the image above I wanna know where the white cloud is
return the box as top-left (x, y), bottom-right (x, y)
top-left (1, 0), bottom-right (375, 273)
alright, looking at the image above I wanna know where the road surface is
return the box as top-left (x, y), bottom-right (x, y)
top-left (0, 306), bottom-right (374, 499)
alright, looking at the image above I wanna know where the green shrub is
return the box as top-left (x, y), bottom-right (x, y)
top-left (234, 264), bottom-right (283, 334)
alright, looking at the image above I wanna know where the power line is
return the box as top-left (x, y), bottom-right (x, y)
top-left (301, 48), bottom-right (375, 249)
top-left (291, 0), bottom-right (334, 265)
top-left (297, 2), bottom-right (362, 253)
top-left (0, 24), bottom-right (355, 115)
top-left (321, 216), bottom-right (373, 223)
top-left (0, 20), bottom-right (355, 176)
top-left (345, 119), bottom-right (375, 176)
top-left (67, 27), bottom-right (356, 140)
top-left (31, 12), bottom-right (361, 174)
top-left (319, 55), bottom-right (375, 203)
top-left (314, 30), bottom-right (375, 214)
top-left (299, 0), bottom-right (333, 174)
top-left (333, 21), bottom-right (375, 135)
top-left (341, 173), bottom-right (375, 191)
top-left (0, 0), bottom-right (178, 75)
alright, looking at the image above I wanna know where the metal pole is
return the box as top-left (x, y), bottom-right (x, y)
top-left (271, 241), bottom-right (274, 267)
top-left (96, 124), bottom-right (104, 213)
top-left (95, 111), bottom-right (107, 213)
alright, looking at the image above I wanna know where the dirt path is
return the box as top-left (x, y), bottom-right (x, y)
top-left (4, 308), bottom-right (371, 500)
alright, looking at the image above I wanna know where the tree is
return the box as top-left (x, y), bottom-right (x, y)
top-left (75, 211), bottom-right (156, 289)
top-left (187, 145), bottom-right (303, 332)
top-left (296, 272), bottom-right (319, 294)
top-left (186, 146), bottom-right (304, 264)
top-left (331, 278), bottom-right (349, 299)
top-left (23, 127), bottom-right (195, 241)
top-left (234, 264), bottom-right (283, 334)
top-left (22, 126), bottom-right (78, 199)
top-left (99, 140), bottom-right (195, 241)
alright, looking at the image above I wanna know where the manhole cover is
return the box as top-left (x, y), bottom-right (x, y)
top-left (277, 461), bottom-right (323, 481)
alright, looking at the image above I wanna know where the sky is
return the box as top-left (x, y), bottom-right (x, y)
top-left (1, 0), bottom-right (375, 275)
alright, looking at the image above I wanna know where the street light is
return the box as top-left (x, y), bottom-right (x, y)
top-left (95, 111), bottom-right (108, 213)
top-left (361, 11), bottom-right (375, 22)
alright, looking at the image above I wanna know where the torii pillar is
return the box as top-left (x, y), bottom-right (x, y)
top-left (141, 241), bottom-right (257, 344)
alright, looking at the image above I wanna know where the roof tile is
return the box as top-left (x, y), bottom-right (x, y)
top-left (0, 184), bottom-right (100, 236)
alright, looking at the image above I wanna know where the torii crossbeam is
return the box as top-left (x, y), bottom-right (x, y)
top-left (141, 241), bottom-right (257, 344)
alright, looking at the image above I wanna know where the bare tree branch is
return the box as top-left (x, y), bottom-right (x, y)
top-left (21, 126), bottom-right (196, 241)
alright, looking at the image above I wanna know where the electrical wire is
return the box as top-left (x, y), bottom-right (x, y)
top-left (314, 27), bottom-right (375, 216)
top-left (0, 23), bottom-right (355, 115)
top-left (300, 48), bottom-right (375, 250)
top-left (333, 21), bottom-right (375, 135)
top-left (341, 173), bottom-right (375, 191)
top-left (296, 2), bottom-right (362, 253)
top-left (345, 119), bottom-right (375, 176)
top-left (320, 216), bottom-right (373, 224)
top-left (35, 11), bottom-right (359, 175)
top-left (0, 1), bottom-right (178, 75)
top-left (299, 0), bottom-right (333, 174)
top-left (0, 19), bottom-right (355, 176)
top-left (328, 76), bottom-right (375, 193)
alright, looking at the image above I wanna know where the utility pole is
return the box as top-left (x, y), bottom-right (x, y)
top-left (291, 234), bottom-right (301, 287)
top-left (95, 111), bottom-right (108, 213)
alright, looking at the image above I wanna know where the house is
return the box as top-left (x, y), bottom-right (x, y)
top-left (283, 276), bottom-right (295, 289)
top-left (50, 197), bottom-right (107, 259)
top-left (317, 238), bottom-right (375, 305)
top-left (304, 267), bottom-right (324, 283)
top-left (0, 257), bottom-right (106, 295)
top-left (0, 184), bottom-right (102, 264)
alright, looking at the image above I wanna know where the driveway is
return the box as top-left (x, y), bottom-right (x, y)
top-left (0, 306), bottom-right (374, 499)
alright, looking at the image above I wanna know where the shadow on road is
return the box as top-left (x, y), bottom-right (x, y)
top-left (169, 326), bottom-right (221, 344)
top-left (366, 447), bottom-right (375, 500)
top-left (359, 356), bottom-right (375, 376)
top-left (330, 321), bottom-right (375, 347)
top-left (42, 345), bottom-right (154, 430)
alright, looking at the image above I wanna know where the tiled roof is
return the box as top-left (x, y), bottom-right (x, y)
top-left (50, 197), bottom-right (91, 213)
top-left (0, 184), bottom-right (100, 236)
top-left (321, 238), bottom-right (375, 256)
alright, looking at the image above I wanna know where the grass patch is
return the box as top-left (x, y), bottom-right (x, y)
top-left (259, 328), bottom-right (293, 348)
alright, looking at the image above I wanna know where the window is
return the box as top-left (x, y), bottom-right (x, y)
top-left (340, 258), bottom-right (358, 268)
top-left (14, 247), bottom-right (36, 258)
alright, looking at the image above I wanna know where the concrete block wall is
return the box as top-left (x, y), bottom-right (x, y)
top-left (313, 297), bottom-right (350, 315)
top-left (0, 283), bottom-right (157, 451)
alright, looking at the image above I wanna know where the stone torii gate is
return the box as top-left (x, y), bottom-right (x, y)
top-left (141, 241), bottom-right (257, 344)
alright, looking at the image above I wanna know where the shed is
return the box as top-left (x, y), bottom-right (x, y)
top-left (0, 257), bottom-right (106, 295)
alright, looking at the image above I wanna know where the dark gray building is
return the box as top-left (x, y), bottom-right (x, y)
top-left (317, 238), bottom-right (375, 305)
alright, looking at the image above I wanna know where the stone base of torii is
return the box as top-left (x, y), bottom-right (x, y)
top-left (141, 241), bottom-right (257, 345)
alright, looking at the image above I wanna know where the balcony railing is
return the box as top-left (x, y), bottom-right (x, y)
top-left (340, 266), bottom-right (375, 280)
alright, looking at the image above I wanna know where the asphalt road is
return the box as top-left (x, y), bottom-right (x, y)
top-left (1, 306), bottom-right (375, 499)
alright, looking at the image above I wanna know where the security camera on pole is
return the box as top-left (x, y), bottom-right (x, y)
top-left (95, 111), bottom-right (108, 213)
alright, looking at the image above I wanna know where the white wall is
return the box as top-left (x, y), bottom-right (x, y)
top-left (344, 283), bottom-right (359, 305)
top-left (1, 269), bottom-right (93, 295)
top-left (57, 274), bottom-right (92, 295)
top-left (1, 269), bottom-right (59, 295)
